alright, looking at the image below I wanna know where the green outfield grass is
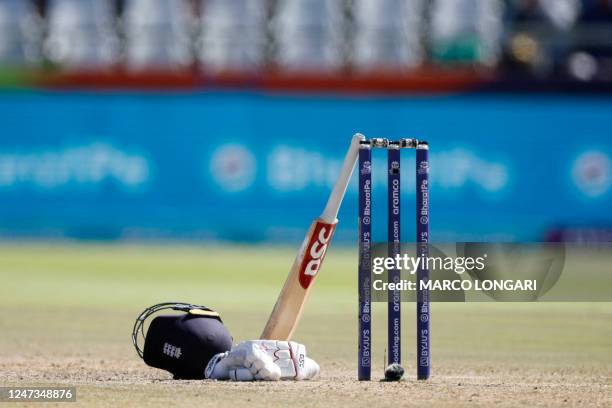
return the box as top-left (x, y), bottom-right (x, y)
top-left (0, 244), bottom-right (610, 407)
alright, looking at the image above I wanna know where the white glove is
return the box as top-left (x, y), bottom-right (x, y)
top-left (205, 340), bottom-right (319, 381)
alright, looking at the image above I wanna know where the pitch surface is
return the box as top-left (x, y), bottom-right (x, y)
top-left (1, 245), bottom-right (610, 407)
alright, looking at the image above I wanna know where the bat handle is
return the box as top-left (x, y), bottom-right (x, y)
top-left (320, 133), bottom-right (364, 223)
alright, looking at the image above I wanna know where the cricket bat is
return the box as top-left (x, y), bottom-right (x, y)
top-left (261, 134), bottom-right (364, 340)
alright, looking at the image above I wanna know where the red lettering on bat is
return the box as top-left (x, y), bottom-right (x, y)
top-left (298, 221), bottom-right (336, 289)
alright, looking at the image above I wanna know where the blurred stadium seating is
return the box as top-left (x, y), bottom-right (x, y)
top-left (198, 0), bottom-right (268, 73)
top-left (273, 0), bottom-right (346, 72)
top-left (123, 0), bottom-right (194, 71)
top-left (44, 0), bottom-right (119, 69)
top-left (0, 0), bottom-right (41, 66)
top-left (429, 0), bottom-right (505, 66)
top-left (0, 0), bottom-right (612, 84)
top-left (351, 0), bottom-right (424, 71)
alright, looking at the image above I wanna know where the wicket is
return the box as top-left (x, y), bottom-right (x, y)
top-left (358, 136), bottom-right (430, 381)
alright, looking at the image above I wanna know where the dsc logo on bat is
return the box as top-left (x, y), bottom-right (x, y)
top-left (298, 221), bottom-right (337, 289)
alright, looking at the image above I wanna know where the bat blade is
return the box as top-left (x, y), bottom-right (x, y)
top-left (260, 219), bottom-right (336, 340)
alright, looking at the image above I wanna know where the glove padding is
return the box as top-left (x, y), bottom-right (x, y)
top-left (205, 340), bottom-right (319, 381)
